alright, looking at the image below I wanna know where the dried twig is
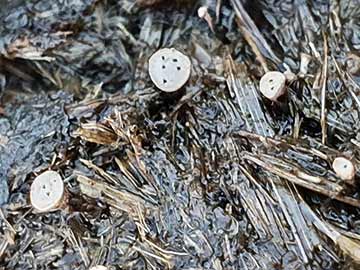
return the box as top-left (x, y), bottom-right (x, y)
top-left (230, 0), bottom-right (280, 68)
top-left (320, 33), bottom-right (328, 144)
top-left (243, 152), bottom-right (360, 208)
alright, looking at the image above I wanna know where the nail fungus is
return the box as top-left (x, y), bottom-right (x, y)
top-left (259, 71), bottom-right (286, 101)
top-left (148, 48), bottom-right (191, 92)
top-left (332, 157), bottom-right (356, 182)
top-left (30, 170), bottom-right (66, 212)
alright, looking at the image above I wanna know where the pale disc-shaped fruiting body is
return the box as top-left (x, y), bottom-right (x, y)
top-left (332, 157), bottom-right (356, 181)
top-left (148, 48), bottom-right (191, 92)
top-left (89, 266), bottom-right (108, 270)
top-left (197, 6), bottom-right (208, 18)
top-left (259, 71), bottom-right (286, 101)
top-left (30, 170), bottom-right (64, 212)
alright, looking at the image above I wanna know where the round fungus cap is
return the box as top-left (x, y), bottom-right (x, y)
top-left (259, 71), bottom-right (286, 101)
top-left (89, 266), bottom-right (108, 270)
top-left (30, 170), bottom-right (64, 212)
top-left (148, 48), bottom-right (191, 92)
top-left (197, 6), bottom-right (208, 18)
top-left (332, 157), bottom-right (356, 181)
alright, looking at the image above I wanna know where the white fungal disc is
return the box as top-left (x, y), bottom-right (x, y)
top-left (30, 170), bottom-right (64, 212)
top-left (259, 71), bottom-right (286, 101)
top-left (148, 48), bottom-right (191, 92)
top-left (332, 157), bottom-right (356, 181)
top-left (198, 6), bottom-right (208, 18)
top-left (89, 266), bottom-right (108, 270)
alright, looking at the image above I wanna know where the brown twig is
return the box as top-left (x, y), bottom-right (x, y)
top-left (320, 32), bottom-right (328, 144)
top-left (243, 152), bottom-right (360, 208)
top-left (230, 0), bottom-right (272, 73)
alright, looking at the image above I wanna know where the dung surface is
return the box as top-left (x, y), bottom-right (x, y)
top-left (1, 0), bottom-right (360, 269)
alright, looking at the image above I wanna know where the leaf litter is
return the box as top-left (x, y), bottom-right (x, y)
top-left (1, 0), bottom-right (360, 269)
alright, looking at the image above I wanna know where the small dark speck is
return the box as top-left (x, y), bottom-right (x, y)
top-left (173, 59), bottom-right (178, 62)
